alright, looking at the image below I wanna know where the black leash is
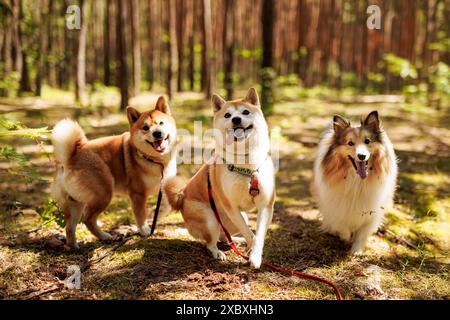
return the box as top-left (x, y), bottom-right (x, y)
top-left (136, 149), bottom-right (165, 236)
top-left (150, 188), bottom-right (163, 236)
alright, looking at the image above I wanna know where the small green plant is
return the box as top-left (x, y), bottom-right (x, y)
top-left (0, 71), bottom-right (20, 97)
top-left (430, 62), bottom-right (450, 98)
top-left (36, 198), bottom-right (65, 228)
top-left (383, 53), bottom-right (418, 80)
top-left (0, 146), bottom-right (40, 182)
top-left (0, 117), bottom-right (50, 183)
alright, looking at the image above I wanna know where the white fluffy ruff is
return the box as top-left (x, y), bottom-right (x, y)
top-left (313, 126), bottom-right (398, 246)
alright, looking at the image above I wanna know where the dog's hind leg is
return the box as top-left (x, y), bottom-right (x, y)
top-left (84, 195), bottom-right (113, 241)
top-left (64, 197), bottom-right (85, 249)
top-left (204, 215), bottom-right (226, 261)
top-left (51, 172), bottom-right (83, 249)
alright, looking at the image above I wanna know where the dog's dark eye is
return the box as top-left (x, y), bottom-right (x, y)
top-left (348, 141), bottom-right (354, 146)
top-left (364, 138), bottom-right (370, 144)
top-left (159, 121), bottom-right (164, 125)
top-left (142, 125), bottom-right (149, 131)
top-left (242, 110), bottom-right (250, 115)
top-left (224, 113), bottom-right (231, 119)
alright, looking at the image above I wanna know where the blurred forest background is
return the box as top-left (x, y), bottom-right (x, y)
top-left (0, 0), bottom-right (449, 300)
top-left (0, 0), bottom-right (449, 109)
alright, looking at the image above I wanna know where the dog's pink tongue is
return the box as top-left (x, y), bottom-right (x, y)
top-left (153, 139), bottom-right (167, 152)
top-left (356, 161), bottom-right (367, 180)
top-left (226, 129), bottom-right (234, 145)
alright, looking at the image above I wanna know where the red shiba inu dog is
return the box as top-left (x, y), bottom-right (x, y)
top-left (51, 97), bottom-right (177, 249)
top-left (312, 111), bottom-right (397, 254)
top-left (164, 88), bottom-right (275, 268)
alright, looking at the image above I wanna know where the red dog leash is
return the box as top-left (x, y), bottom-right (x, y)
top-left (207, 172), bottom-right (344, 300)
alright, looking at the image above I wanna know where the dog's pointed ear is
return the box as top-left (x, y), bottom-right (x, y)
top-left (155, 96), bottom-right (171, 115)
top-left (212, 94), bottom-right (226, 113)
top-left (363, 111), bottom-right (380, 132)
top-left (333, 115), bottom-right (350, 134)
top-left (126, 106), bottom-right (141, 125)
top-left (244, 87), bottom-right (260, 107)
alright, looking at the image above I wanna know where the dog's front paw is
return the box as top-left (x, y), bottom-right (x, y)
top-left (212, 249), bottom-right (227, 261)
top-left (65, 241), bottom-right (80, 251)
top-left (231, 236), bottom-right (247, 246)
top-left (138, 224), bottom-right (152, 237)
top-left (249, 251), bottom-right (262, 269)
top-left (350, 243), bottom-right (365, 255)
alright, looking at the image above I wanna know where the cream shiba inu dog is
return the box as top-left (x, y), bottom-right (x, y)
top-left (164, 88), bottom-right (275, 268)
top-left (312, 111), bottom-right (397, 254)
top-left (51, 97), bottom-right (177, 249)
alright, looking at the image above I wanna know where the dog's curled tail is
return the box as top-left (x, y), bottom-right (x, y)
top-left (52, 119), bottom-right (87, 165)
top-left (163, 176), bottom-right (186, 211)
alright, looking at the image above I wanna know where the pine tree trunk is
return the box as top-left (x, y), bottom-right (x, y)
top-left (117, 0), bottom-right (129, 109)
top-left (261, 0), bottom-right (275, 113)
top-left (146, 0), bottom-right (154, 90)
top-left (131, 0), bottom-right (141, 96)
top-left (188, 0), bottom-right (195, 91)
top-left (104, 0), bottom-right (111, 86)
top-left (76, 0), bottom-right (88, 104)
top-left (12, 0), bottom-right (22, 76)
top-left (176, 0), bottom-right (184, 92)
top-left (167, 0), bottom-right (178, 100)
top-left (202, 0), bottom-right (214, 99)
top-left (36, 0), bottom-right (49, 96)
top-left (47, 0), bottom-right (57, 87)
top-left (223, 0), bottom-right (235, 100)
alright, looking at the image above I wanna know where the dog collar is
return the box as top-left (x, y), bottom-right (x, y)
top-left (136, 150), bottom-right (160, 165)
top-left (227, 164), bottom-right (257, 177)
top-left (217, 154), bottom-right (269, 198)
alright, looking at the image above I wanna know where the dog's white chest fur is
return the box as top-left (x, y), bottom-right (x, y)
top-left (220, 159), bottom-right (275, 211)
top-left (317, 174), bottom-right (391, 234)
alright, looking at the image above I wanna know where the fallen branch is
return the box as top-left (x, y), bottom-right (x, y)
top-left (378, 229), bottom-right (418, 250)
top-left (81, 233), bottom-right (140, 273)
top-left (23, 284), bottom-right (63, 300)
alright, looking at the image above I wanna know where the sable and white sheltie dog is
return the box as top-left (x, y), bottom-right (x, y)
top-left (51, 97), bottom-right (177, 249)
top-left (164, 88), bottom-right (275, 268)
top-left (312, 111), bottom-right (397, 254)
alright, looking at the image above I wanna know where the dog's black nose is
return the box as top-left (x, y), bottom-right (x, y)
top-left (232, 117), bottom-right (242, 125)
top-left (357, 154), bottom-right (366, 161)
top-left (152, 131), bottom-right (162, 139)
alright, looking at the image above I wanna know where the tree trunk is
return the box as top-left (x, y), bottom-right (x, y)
top-left (146, 0), bottom-right (154, 90)
top-left (261, 0), bottom-right (275, 113)
top-left (116, 0), bottom-right (129, 109)
top-left (76, 0), bottom-right (88, 104)
top-left (104, 0), bottom-right (111, 86)
top-left (167, 0), bottom-right (178, 100)
top-left (131, 0), bottom-right (141, 96)
top-left (14, 0), bottom-right (31, 94)
top-left (188, 0), bottom-right (196, 91)
top-left (36, 0), bottom-right (49, 96)
top-left (12, 0), bottom-right (22, 76)
top-left (202, 0), bottom-right (214, 99)
top-left (176, 0), bottom-right (184, 92)
top-left (223, 0), bottom-right (235, 100)
top-left (3, 25), bottom-right (13, 76)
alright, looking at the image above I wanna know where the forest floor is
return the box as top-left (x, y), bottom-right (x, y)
top-left (0, 86), bottom-right (449, 300)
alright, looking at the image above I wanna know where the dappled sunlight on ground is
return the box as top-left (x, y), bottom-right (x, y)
top-left (0, 91), bottom-right (448, 299)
